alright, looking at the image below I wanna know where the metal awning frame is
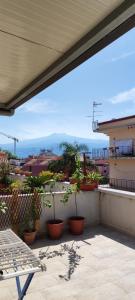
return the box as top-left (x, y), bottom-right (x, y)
top-left (1, 0), bottom-right (135, 115)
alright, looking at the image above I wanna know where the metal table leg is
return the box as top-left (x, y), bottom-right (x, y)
top-left (16, 273), bottom-right (34, 300)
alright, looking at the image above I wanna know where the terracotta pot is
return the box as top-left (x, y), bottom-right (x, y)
top-left (68, 216), bottom-right (85, 235)
top-left (80, 183), bottom-right (95, 191)
top-left (47, 219), bottom-right (64, 239)
top-left (93, 181), bottom-right (98, 188)
top-left (24, 171), bottom-right (32, 177)
top-left (23, 230), bottom-right (37, 244)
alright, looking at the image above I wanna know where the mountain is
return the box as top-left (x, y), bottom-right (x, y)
top-left (0, 133), bottom-right (109, 158)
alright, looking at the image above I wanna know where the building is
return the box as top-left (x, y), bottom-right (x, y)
top-left (94, 159), bottom-right (109, 177)
top-left (0, 152), bottom-right (8, 162)
top-left (23, 153), bottom-right (61, 176)
top-left (94, 115), bottom-right (135, 191)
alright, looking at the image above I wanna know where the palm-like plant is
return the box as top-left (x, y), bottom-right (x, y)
top-left (59, 142), bottom-right (88, 177)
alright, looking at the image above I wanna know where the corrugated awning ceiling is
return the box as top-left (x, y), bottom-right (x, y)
top-left (0, 0), bottom-right (135, 115)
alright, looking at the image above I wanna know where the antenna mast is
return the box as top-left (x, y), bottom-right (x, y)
top-left (92, 101), bottom-right (102, 131)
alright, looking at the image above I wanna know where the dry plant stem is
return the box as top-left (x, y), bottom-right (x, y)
top-left (52, 194), bottom-right (56, 220)
top-left (75, 192), bottom-right (78, 217)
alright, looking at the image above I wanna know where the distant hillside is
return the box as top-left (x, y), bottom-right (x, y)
top-left (0, 133), bottom-right (109, 158)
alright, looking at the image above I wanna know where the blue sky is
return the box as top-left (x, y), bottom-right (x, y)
top-left (1, 28), bottom-right (135, 143)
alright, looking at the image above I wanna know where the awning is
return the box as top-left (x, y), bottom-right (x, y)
top-left (0, 0), bottom-right (135, 115)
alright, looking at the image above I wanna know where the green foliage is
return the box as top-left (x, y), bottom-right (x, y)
top-left (59, 142), bottom-right (89, 177)
top-left (0, 161), bottom-right (12, 185)
top-left (10, 180), bottom-right (23, 191)
top-left (24, 176), bottom-right (44, 191)
top-left (87, 172), bottom-right (102, 183)
top-left (20, 193), bottom-right (42, 233)
top-left (71, 169), bottom-right (84, 181)
top-left (0, 202), bottom-right (7, 214)
top-left (100, 176), bottom-right (109, 184)
top-left (4, 150), bottom-right (18, 159)
top-left (0, 161), bottom-right (11, 176)
top-left (43, 180), bottom-right (73, 220)
top-left (39, 170), bottom-right (54, 182)
top-left (71, 155), bottom-right (84, 184)
top-left (53, 172), bottom-right (65, 182)
top-left (48, 159), bottom-right (65, 173)
top-left (61, 186), bottom-right (73, 204)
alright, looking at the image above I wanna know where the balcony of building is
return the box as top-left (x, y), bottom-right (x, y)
top-left (92, 144), bottom-right (135, 160)
top-left (109, 178), bottom-right (135, 193)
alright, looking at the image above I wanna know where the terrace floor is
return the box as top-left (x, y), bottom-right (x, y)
top-left (1, 225), bottom-right (135, 300)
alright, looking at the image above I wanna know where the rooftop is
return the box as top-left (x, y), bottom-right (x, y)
top-left (98, 114), bottom-right (135, 126)
top-left (2, 225), bottom-right (135, 300)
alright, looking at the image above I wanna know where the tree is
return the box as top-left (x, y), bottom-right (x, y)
top-left (4, 150), bottom-right (18, 159)
top-left (59, 142), bottom-right (89, 177)
top-left (48, 159), bottom-right (65, 173)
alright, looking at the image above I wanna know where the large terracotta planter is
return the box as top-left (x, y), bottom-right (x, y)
top-left (80, 183), bottom-right (95, 191)
top-left (93, 181), bottom-right (98, 189)
top-left (68, 216), bottom-right (85, 235)
top-left (23, 230), bottom-right (37, 245)
top-left (47, 219), bottom-right (64, 239)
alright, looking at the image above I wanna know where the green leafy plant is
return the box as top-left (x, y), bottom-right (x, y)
top-left (24, 176), bottom-right (44, 192)
top-left (53, 172), bottom-right (65, 182)
top-left (0, 201), bottom-right (7, 213)
top-left (20, 192), bottom-right (42, 234)
top-left (44, 179), bottom-right (57, 220)
top-left (61, 185), bottom-right (73, 204)
top-left (71, 169), bottom-right (84, 181)
top-left (10, 180), bottom-right (23, 191)
top-left (86, 172), bottom-right (102, 183)
top-left (71, 155), bottom-right (83, 180)
top-left (0, 161), bottom-right (13, 186)
top-left (44, 180), bottom-right (73, 220)
top-left (39, 171), bottom-right (54, 182)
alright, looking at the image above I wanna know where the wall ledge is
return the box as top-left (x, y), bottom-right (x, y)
top-left (98, 186), bottom-right (135, 199)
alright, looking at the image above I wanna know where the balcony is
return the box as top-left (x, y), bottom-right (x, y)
top-left (109, 178), bottom-right (135, 193)
top-left (92, 145), bottom-right (135, 160)
top-left (1, 188), bottom-right (135, 299)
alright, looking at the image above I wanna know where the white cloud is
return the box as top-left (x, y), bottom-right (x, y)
top-left (19, 98), bottom-right (57, 114)
top-left (110, 51), bottom-right (135, 62)
top-left (109, 87), bottom-right (135, 104)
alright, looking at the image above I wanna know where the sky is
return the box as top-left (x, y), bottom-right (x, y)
top-left (0, 28), bottom-right (135, 144)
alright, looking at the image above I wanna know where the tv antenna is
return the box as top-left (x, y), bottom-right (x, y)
top-left (86, 101), bottom-right (102, 131)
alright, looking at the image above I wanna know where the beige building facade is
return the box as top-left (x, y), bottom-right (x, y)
top-left (95, 115), bottom-right (135, 190)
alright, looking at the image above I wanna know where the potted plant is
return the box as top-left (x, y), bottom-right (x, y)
top-left (69, 155), bottom-right (84, 184)
top-left (33, 189), bottom-right (42, 233)
top-left (22, 195), bottom-right (37, 244)
top-left (45, 179), bottom-right (64, 239)
top-left (86, 172), bottom-right (102, 188)
top-left (69, 169), bottom-right (84, 184)
top-left (80, 171), bottom-right (101, 191)
top-left (68, 183), bottom-right (85, 235)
